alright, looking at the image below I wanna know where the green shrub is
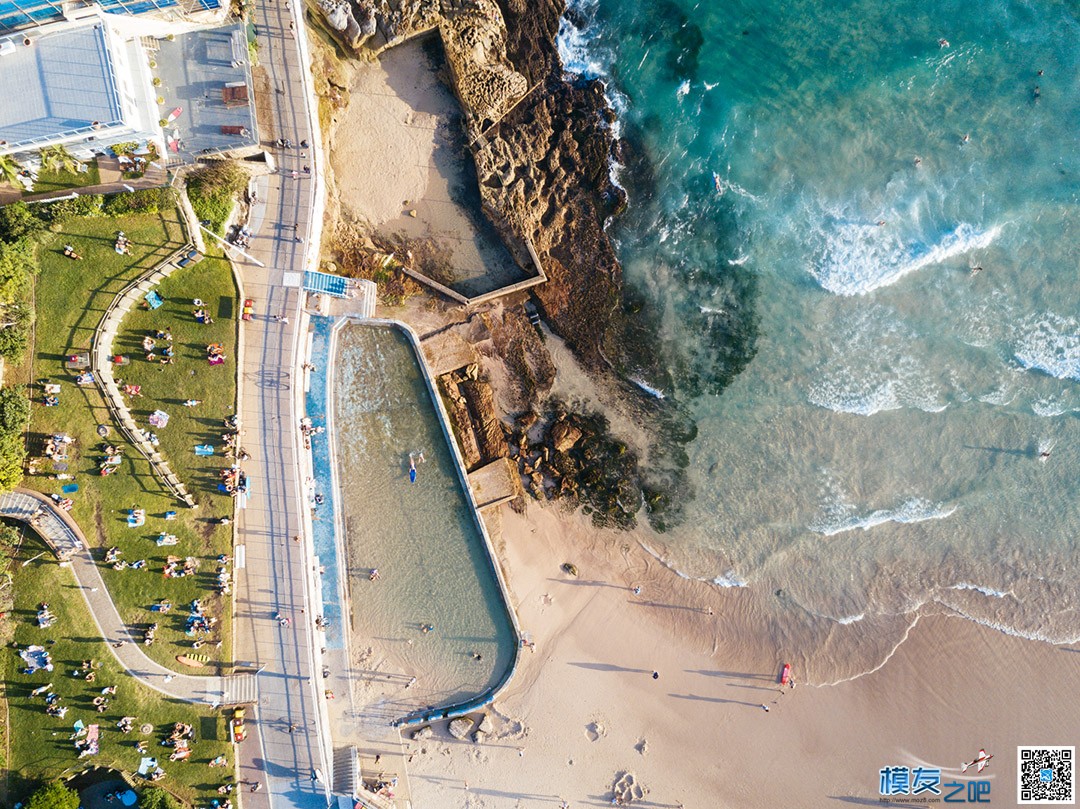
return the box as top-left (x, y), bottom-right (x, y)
top-left (0, 387), bottom-right (30, 492)
top-left (40, 194), bottom-right (103, 224)
top-left (139, 788), bottom-right (185, 809)
top-left (0, 203), bottom-right (44, 244)
top-left (103, 187), bottom-right (173, 217)
top-left (23, 779), bottom-right (78, 809)
top-left (0, 240), bottom-right (34, 302)
top-left (186, 161), bottom-right (247, 234)
top-left (110, 141), bottom-right (139, 156)
top-left (0, 303), bottom-right (32, 361)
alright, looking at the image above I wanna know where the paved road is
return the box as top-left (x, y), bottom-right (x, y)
top-left (231, 3), bottom-right (329, 809)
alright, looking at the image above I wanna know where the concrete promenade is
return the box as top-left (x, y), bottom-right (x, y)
top-left (229, 0), bottom-right (330, 806)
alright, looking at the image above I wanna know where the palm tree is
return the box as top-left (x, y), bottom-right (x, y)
top-left (39, 144), bottom-right (80, 175)
top-left (0, 154), bottom-right (20, 187)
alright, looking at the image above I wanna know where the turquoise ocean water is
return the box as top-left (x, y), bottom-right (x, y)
top-left (558, 0), bottom-right (1080, 677)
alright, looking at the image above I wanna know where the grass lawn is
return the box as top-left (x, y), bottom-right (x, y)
top-left (32, 162), bottom-right (103, 195)
top-left (23, 210), bottom-right (238, 671)
top-left (3, 531), bottom-right (235, 807)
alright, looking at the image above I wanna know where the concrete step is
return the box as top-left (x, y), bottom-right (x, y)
top-left (222, 673), bottom-right (259, 704)
top-left (332, 746), bottom-right (357, 797)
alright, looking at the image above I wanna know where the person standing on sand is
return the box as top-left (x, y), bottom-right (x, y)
top-left (761, 704), bottom-right (770, 712)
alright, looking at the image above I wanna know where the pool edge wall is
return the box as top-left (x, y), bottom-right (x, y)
top-left (328, 316), bottom-right (522, 728)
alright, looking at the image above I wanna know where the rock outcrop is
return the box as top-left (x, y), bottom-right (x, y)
top-left (316, 0), bottom-right (364, 49)
top-left (344, 0), bottom-right (624, 368)
top-left (448, 716), bottom-right (474, 740)
top-left (548, 419), bottom-right (581, 453)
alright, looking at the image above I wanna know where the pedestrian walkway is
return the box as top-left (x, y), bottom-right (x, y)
top-left (228, 0), bottom-right (332, 805)
top-left (0, 488), bottom-right (251, 706)
top-left (90, 242), bottom-right (200, 506)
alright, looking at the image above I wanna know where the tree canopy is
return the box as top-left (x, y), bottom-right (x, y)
top-left (25, 781), bottom-right (80, 809)
top-left (0, 386), bottom-right (29, 492)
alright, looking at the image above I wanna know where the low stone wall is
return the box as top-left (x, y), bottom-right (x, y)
top-left (91, 245), bottom-right (199, 507)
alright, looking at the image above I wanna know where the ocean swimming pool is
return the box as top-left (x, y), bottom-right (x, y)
top-left (326, 320), bottom-right (517, 722)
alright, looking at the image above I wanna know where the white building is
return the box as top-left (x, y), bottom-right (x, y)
top-left (0, 14), bottom-right (163, 163)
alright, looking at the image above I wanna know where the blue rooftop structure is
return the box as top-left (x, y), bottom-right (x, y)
top-left (0, 23), bottom-right (122, 150)
top-left (303, 271), bottom-right (350, 299)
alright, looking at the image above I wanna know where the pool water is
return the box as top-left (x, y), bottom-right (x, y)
top-left (331, 322), bottom-right (515, 715)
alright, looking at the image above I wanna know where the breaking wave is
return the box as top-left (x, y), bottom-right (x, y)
top-left (809, 222), bottom-right (1002, 297)
top-left (811, 497), bottom-right (957, 537)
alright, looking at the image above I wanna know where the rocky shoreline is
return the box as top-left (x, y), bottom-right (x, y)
top-left (314, 0), bottom-right (694, 529)
top-left (316, 0), bottom-right (626, 368)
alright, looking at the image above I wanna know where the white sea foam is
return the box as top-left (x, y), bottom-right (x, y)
top-left (704, 81), bottom-right (719, 91)
top-left (556, 0), bottom-right (604, 79)
top-left (808, 377), bottom-right (947, 416)
top-left (809, 222), bottom-right (1002, 297)
top-left (676, 80), bottom-right (690, 99)
top-left (949, 582), bottom-right (1012, 599)
top-left (727, 255), bottom-right (750, 266)
top-left (1013, 312), bottom-right (1080, 381)
top-left (638, 541), bottom-right (748, 587)
top-left (977, 384), bottom-right (1015, 406)
top-left (712, 175), bottom-right (762, 202)
top-left (630, 378), bottom-right (666, 399)
top-left (1031, 396), bottom-right (1074, 417)
top-left (807, 305), bottom-right (948, 416)
top-left (811, 497), bottom-right (957, 537)
top-left (712, 571), bottom-right (749, 588)
top-left (836, 613), bottom-right (866, 625)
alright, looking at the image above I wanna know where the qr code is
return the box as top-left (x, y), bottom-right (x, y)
top-left (1019, 746), bottom-right (1075, 804)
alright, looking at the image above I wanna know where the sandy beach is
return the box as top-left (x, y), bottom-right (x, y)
top-left (330, 39), bottom-right (526, 296)
top-left (401, 500), bottom-right (1079, 808)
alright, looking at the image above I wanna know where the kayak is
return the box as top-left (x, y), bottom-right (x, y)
top-left (167, 106), bottom-right (183, 123)
top-left (780, 663), bottom-right (791, 685)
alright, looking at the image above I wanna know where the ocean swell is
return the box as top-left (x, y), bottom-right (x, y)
top-left (810, 497), bottom-right (957, 537)
top-left (809, 222), bottom-right (1002, 297)
top-left (1013, 312), bottom-right (1080, 381)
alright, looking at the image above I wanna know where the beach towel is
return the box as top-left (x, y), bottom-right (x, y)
top-left (208, 356), bottom-right (225, 366)
top-left (145, 291), bottom-right (163, 309)
top-left (19, 646), bottom-right (52, 673)
top-left (127, 509), bottom-right (145, 527)
top-left (138, 757), bottom-right (158, 775)
top-left (62, 484), bottom-right (78, 494)
top-left (194, 445), bottom-right (214, 456)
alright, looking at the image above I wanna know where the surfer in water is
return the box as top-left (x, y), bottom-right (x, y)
top-left (712, 172), bottom-right (723, 195)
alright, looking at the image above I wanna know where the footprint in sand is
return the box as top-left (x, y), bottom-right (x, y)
top-left (585, 720), bottom-right (607, 742)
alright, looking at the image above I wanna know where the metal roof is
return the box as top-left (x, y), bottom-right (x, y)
top-left (0, 22), bottom-right (123, 150)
